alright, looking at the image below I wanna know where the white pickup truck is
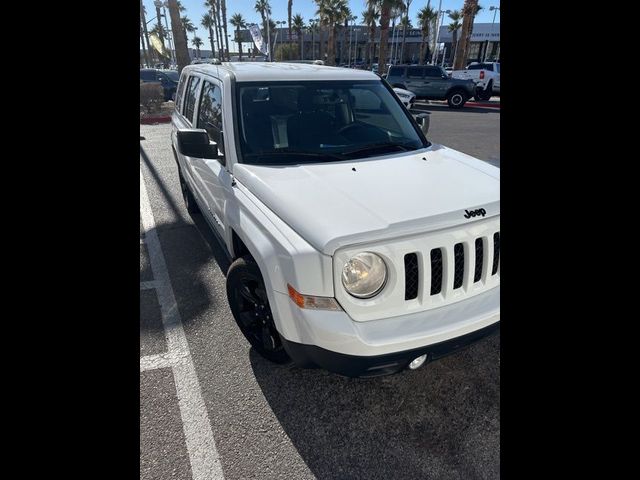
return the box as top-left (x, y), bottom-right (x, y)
top-left (452, 62), bottom-right (500, 101)
top-left (171, 62), bottom-right (500, 377)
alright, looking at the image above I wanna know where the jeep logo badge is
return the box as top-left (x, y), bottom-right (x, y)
top-left (464, 208), bottom-right (486, 219)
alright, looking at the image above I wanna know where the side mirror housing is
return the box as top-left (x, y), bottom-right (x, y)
top-left (414, 113), bottom-right (430, 136)
top-left (176, 129), bottom-right (218, 159)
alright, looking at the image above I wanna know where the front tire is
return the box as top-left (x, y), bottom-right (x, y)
top-left (447, 90), bottom-right (467, 109)
top-left (226, 256), bottom-right (291, 364)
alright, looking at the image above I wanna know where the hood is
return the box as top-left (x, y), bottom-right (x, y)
top-left (393, 88), bottom-right (415, 98)
top-left (233, 145), bottom-right (500, 255)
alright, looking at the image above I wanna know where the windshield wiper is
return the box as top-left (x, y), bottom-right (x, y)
top-left (244, 150), bottom-right (346, 163)
top-left (341, 142), bottom-right (418, 159)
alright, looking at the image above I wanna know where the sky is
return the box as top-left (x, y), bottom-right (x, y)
top-left (142, 0), bottom-right (500, 51)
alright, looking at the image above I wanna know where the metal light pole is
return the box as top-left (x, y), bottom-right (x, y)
top-left (266, 8), bottom-right (272, 61)
top-left (484, 6), bottom-right (500, 62)
top-left (432, 6), bottom-right (450, 64)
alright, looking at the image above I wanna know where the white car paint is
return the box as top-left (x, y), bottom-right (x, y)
top-left (171, 62), bottom-right (499, 366)
top-left (452, 62), bottom-right (500, 94)
top-left (392, 87), bottom-right (416, 108)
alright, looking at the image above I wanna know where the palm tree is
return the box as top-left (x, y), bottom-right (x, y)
top-left (192, 36), bottom-right (203, 58)
top-left (230, 13), bottom-right (246, 60)
top-left (308, 19), bottom-right (320, 59)
top-left (287, 0), bottom-right (293, 43)
top-left (454, 0), bottom-right (478, 69)
top-left (292, 14), bottom-right (305, 59)
top-left (417, 4), bottom-right (436, 65)
top-left (202, 13), bottom-right (217, 58)
top-left (362, 5), bottom-right (379, 68)
top-left (377, 0), bottom-right (406, 75)
top-left (254, 0), bottom-right (272, 56)
top-left (220, 0), bottom-right (229, 61)
top-left (341, 10), bottom-right (355, 65)
top-left (315, 0), bottom-right (349, 66)
top-left (388, 1), bottom-right (405, 65)
top-left (181, 16), bottom-right (196, 57)
top-left (399, 0), bottom-right (412, 64)
top-left (447, 10), bottom-right (462, 65)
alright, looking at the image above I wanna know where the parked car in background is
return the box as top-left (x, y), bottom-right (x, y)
top-left (451, 62), bottom-right (500, 100)
top-left (393, 87), bottom-right (416, 109)
top-left (140, 68), bottom-right (178, 102)
top-left (386, 65), bottom-right (476, 109)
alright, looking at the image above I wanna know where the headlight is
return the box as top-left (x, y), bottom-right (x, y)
top-left (341, 252), bottom-right (387, 298)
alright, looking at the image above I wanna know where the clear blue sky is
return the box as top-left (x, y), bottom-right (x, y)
top-left (142, 0), bottom-right (500, 50)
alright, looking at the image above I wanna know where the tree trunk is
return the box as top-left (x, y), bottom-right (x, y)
top-left (299, 32), bottom-right (303, 60)
top-left (378, 3), bottom-right (391, 75)
top-left (214, 2), bottom-right (224, 60)
top-left (368, 24), bottom-right (376, 68)
top-left (400, 0), bottom-right (411, 64)
top-left (140, 22), bottom-right (149, 67)
top-left (237, 28), bottom-right (243, 60)
top-left (168, 0), bottom-right (190, 73)
top-left (288, 0), bottom-right (292, 43)
top-left (419, 37), bottom-right (426, 65)
top-left (318, 25), bottom-right (324, 61)
top-left (140, 0), bottom-right (154, 65)
top-left (454, 0), bottom-right (476, 70)
top-left (221, 0), bottom-right (229, 61)
top-left (327, 24), bottom-right (335, 65)
top-left (209, 26), bottom-right (216, 58)
top-left (450, 30), bottom-right (457, 64)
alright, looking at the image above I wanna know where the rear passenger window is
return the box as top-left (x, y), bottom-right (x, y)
top-left (407, 67), bottom-right (424, 79)
top-left (388, 66), bottom-right (405, 77)
top-left (182, 75), bottom-right (201, 123)
top-left (174, 72), bottom-right (188, 111)
top-left (197, 81), bottom-right (223, 152)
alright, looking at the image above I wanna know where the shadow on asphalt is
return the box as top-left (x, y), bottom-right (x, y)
top-left (139, 143), bottom-right (231, 332)
top-left (249, 333), bottom-right (500, 479)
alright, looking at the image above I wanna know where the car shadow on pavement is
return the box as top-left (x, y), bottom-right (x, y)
top-left (249, 333), bottom-right (500, 480)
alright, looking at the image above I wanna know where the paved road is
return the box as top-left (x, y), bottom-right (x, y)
top-left (140, 112), bottom-right (500, 480)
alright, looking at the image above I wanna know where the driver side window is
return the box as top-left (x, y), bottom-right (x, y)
top-left (197, 81), bottom-right (224, 154)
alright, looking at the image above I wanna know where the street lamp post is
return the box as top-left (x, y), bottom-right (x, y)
top-left (484, 6), bottom-right (500, 62)
top-left (432, 5), bottom-right (451, 65)
top-left (266, 8), bottom-right (272, 61)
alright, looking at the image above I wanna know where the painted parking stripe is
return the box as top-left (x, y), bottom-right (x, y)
top-left (140, 280), bottom-right (161, 290)
top-left (140, 167), bottom-right (224, 480)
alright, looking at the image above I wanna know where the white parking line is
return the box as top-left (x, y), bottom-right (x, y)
top-left (140, 167), bottom-right (224, 480)
top-left (140, 280), bottom-right (160, 290)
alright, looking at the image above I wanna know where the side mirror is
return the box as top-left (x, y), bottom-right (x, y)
top-left (414, 113), bottom-right (430, 136)
top-left (176, 129), bottom-right (218, 159)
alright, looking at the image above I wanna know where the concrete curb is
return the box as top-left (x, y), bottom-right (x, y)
top-left (140, 115), bottom-right (172, 124)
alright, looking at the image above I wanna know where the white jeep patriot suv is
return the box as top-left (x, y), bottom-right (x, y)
top-left (171, 62), bottom-right (500, 377)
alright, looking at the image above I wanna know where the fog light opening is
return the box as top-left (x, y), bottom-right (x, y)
top-left (408, 354), bottom-right (428, 370)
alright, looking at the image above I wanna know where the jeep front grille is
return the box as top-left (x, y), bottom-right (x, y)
top-left (404, 231), bottom-right (500, 302)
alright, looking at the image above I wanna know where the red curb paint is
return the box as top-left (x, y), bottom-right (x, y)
top-left (140, 115), bottom-right (172, 124)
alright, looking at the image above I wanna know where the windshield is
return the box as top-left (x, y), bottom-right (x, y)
top-left (236, 80), bottom-right (427, 165)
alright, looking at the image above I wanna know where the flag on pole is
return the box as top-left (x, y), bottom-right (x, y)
top-left (248, 24), bottom-right (268, 56)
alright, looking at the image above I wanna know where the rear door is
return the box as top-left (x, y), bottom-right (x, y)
top-left (404, 67), bottom-right (426, 96)
top-left (171, 73), bottom-right (207, 204)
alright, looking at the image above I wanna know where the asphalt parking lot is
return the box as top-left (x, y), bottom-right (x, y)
top-left (140, 108), bottom-right (500, 480)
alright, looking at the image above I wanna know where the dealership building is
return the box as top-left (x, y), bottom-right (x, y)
top-left (233, 21), bottom-right (500, 65)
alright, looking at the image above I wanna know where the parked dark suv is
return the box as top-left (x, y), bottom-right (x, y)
top-left (140, 69), bottom-right (179, 102)
top-left (386, 65), bottom-right (475, 109)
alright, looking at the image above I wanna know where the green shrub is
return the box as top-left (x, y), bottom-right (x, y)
top-left (275, 44), bottom-right (298, 62)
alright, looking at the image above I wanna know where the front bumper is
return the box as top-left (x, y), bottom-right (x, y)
top-left (270, 285), bottom-right (500, 376)
top-left (283, 321), bottom-right (499, 377)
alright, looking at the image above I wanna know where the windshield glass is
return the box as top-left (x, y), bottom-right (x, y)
top-left (236, 80), bottom-right (427, 165)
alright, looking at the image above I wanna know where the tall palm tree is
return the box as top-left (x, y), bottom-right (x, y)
top-left (361, 5), bottom-right (378, 68)
top-left (201, 13), bottom-right (217, 58)
top-left (181, 16), bottom-right (196, 56)
top-left (230, 13), bottom-right (246, 60)
top-left (308, 19), bottom-right (320, 59)
top-left (220, 0), bottom-right (229, 61)
top-left (191, 36), bottom-right (203, 58)
top-left (399, 0), bottom-right (412, 64)
top-left (315, 0), bottom-right (349, 66)
top-left (292, 14), bottom-right (305, 59)
top-left (168, 0), bottom-right (189, 72)
top-left (388, 1), bottom-right (405, 65)
top-left (254, 0), bottom-right (272, 56)
top-left (140, 0), bottom-right (152, 66)
top-left (417, 4), bottom-right (436, 65)
top-left (287, 0), bottom-right (293, 43)
top-left (340, 9), bottom-right (354, 65)
top-left (454, 0), bottom-right (478, 69)
top-left (447, 10), bottom-right (462, 65)
top-left (377, 0), bottom-right (405, 75)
